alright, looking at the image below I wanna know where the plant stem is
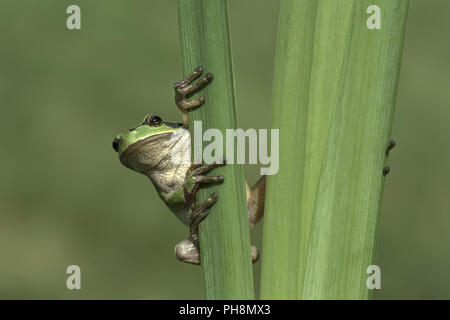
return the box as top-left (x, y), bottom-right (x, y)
top-left (261, 0), bottom-right (409, 299)
top-left (177, 0), bottom-right (254, 299)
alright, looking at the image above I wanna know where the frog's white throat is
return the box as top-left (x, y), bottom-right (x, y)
top-left (146, 128), bottom-right (192, 195)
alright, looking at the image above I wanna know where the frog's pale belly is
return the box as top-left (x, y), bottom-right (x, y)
top-left (145, 128), bottom-right (194, 226)
top-left (146, 128), bottom-right (191, 194)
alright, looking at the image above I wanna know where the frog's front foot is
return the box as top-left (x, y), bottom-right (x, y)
top-left (184, 159), bottom-right (226, 205)
top-left (174, 66), bottom-right (213, 125)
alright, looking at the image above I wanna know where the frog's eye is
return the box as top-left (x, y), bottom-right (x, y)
top-left (146, 115), bottom-right (162, 127)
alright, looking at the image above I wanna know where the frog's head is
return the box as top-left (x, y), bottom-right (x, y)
top-left (113, 114), bottom-right (185, 175)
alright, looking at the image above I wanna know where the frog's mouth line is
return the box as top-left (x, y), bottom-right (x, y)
top-left (119, 132), bottom-right (172, 165)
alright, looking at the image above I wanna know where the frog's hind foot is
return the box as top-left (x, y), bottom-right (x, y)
top-left (386, 139), bottom-right (396, 156)
top-left (175, 237), bottom-right (200, 265)
top-left (175, 240), bottom-right (260, 265)
top-left (174, 66), bottom-right (213, 124)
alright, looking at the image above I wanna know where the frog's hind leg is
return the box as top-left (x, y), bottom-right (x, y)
top-left (189, 193), bottom-right (219, 243)
top-left (175, 192), bottom-right (218, 265)
top-left (175, 190), bottom-right (261, 265)
top-left (243, 176), bottom-right (267, 264)
top-left (246, 176), bottom-right (266, 231)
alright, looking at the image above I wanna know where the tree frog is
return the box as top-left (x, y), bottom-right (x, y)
top-left (112, 67), bottom-right (265, 264)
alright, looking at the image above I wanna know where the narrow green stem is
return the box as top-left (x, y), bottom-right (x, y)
top-left (261, 0), bottom-right (409, 299)
top-left (177, 0), bottom-right (254, 299)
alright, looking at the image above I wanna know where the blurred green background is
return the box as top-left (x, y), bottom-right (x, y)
top-left (0, 0), bottom-right (448, 299)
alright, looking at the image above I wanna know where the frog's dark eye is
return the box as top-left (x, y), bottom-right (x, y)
top-left (146, 115), bottom-right (162, 127)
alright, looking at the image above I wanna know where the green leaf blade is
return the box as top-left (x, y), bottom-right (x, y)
top-left (261, 0), bottom-right (409, 299)
top-left (177, 0), bottom-right (254, 300)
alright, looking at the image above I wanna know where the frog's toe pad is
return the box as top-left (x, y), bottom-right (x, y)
top-left (175, 238), bottom-right (200, 265)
